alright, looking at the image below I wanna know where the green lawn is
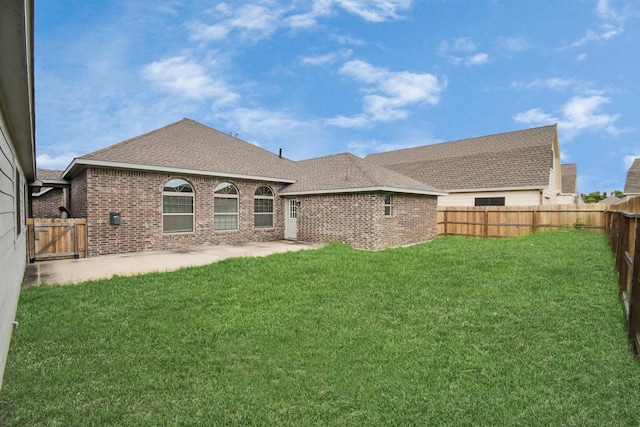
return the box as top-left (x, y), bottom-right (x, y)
top-left (2, 230), bottom-right (639, 425)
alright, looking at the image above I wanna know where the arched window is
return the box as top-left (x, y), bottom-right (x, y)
top-left (214, 182), bottom-right (238, 230)
top-left (163, 179), bottom-right (194, 233)
top-left (254, 186), bottom-right (274, 228)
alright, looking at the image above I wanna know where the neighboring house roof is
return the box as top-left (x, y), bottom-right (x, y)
top-left (33, 169), bottom-right (67, 196)
top-left (561, 163), bottom-right (577, 194)
top-left (624, 158), bottom-right (640, 194)
top-left (365, 124), bottom-right (557, 192)
top-left (37, 169), bottom-right (64, 180)
top-left (280, 153), bottom-right (446, 196)
top-left (602, 195), bottom-right (627, 205)
top-left (64, 119), bottom-right (298, 183)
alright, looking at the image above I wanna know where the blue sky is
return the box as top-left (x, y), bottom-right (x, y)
top-left (35, 0), bottom-right (639, 194)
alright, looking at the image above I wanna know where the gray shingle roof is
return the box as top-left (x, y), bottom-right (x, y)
top-left (625, 159), bottom-right (640, 194)
top-left (561, 163), bottom-right (577, 194)
top-left (280, 153), bottom-right (446, 195)
top-left (365, 124), bottom-right (557, 191)
top-left (36, 169), bottom-right (64, 181)
top-left (67, 119), bottom-right (298, 182)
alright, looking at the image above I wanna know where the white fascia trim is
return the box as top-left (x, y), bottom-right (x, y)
top-left (64, 159), bottom-right (296, 184)
top-left (280, 186), bottom-right (448, 197)
top-left (32, 187), bottom-right (53, 197)
top-left (445, 186), bottom-right (545, 193)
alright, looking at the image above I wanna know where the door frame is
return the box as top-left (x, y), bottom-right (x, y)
top-left (284, 198), bottom-right (297, 240)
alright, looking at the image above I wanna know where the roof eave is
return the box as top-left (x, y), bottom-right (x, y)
top-left (0, 0), bottom-right (36, 182)
top-left (63, 158), bottom-right (297, 184)
top-left (444, 185), bottom-right (546, 193)
top-left (280, 186), bottom-right (447, 197)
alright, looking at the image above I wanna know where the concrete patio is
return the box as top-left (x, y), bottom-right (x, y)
top-left (23, 240), bottom-right (321, 287)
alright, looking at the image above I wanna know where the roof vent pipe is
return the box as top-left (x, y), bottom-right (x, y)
top-left (279, 148), bottom-right (282, 158)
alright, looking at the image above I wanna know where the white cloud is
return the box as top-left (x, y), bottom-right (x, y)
top-left (514, 95), bottom-right (621, 140)
top-left (300, 49), bottom-right (352, 66)
top-left (36, 153), bottom-right (79, 170)
top-left (326, 115), bottom-right (370, 128)
top-left (497, 36), bottom-right (529, 52)
top-left (330, 33), bottom-right (367, 46)
top-left (437, 37), bottom-right (488, 66)
top-left (624, 154), bottom-right (640, 169)
top-left (141, 56), bottom-right (239, 104)
top-left (332, 0), bottom-right (412, 22)
top-left (597, 0), bottom-right (623, 21)
top-left (512, 77), bottom-right (603, 95)
top-left (564, 0), bottom-right (625, 48)
top-left (333, 60), bottom-right (445, 125)
top-left (190, 4), bottom-right (280, 41)
top-left (466, 53), bottom-right (488, 65)
top-left (216, 107), bottom-right (338, 160)
top-left (192, 1), bottom-right (411, 40)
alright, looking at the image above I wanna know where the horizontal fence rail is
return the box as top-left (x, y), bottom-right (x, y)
top-left (437, 204), bottom-right (607, 238)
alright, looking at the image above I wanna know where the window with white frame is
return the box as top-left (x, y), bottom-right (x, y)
top-left (163, 179), bottom-right (194, 233)
top-left (254, 186), bottom-right (274, 228)
top-left (214, 182), bottom-right (238, 230)
top-left (384, 194), bottom-right (392, 216)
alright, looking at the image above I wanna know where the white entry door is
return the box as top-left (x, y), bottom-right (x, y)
top-left (285, 199), bottom-right (297, 240)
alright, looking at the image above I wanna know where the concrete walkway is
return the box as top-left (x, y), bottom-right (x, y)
top-left (24, 240), bottom-right (321, 287)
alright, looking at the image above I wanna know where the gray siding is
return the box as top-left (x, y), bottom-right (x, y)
top-left (0, 114), bottom-right (27, 388)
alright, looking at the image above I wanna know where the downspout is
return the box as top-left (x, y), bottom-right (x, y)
top-left (539, 189), bottom-right (543, 205)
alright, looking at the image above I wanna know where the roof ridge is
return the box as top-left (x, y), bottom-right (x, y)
top-left (344, 153), bottom-right (382, 186)
top-left (367, 123), bottom-right (557, 159)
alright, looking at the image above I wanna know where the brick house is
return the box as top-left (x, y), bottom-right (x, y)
top-left (41, 119), bottom-right (445, 255)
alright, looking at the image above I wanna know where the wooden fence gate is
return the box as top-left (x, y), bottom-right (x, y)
top-left (27, 218), bottom-right (87, 261)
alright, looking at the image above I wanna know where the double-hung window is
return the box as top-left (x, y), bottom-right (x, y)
top-left (254, 186), bottom-right (274, 228)
top-left (384, 194), bottom-right (393, 216)
top-left (163, 179), bottom-right (194, 233)
top-left (214, 182), bottom-right (238, 230)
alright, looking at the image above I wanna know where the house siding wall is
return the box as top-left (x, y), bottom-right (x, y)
top-left (438, 190), bottom-right (542, 207)
top-left (295, 192), bottom-right (437, 250)
top-left (0, 113), bottom-right (28, 389)
top-left (32, 188), bottom-right (65, 218)
top-left (82, 167), bottom-right (285, 257)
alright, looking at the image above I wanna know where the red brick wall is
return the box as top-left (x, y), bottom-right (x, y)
top-left (31, 188), bottom-right (65, 218)
top-left (70, 171), bottom-right (87, 218)
top-left (82, 168), bottom-right (285, 256)
top-left (295, 192), bottom-right (437, 250)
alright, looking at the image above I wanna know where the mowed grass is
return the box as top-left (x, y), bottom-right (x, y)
top-left (2, 230), bottom-right (640, 425)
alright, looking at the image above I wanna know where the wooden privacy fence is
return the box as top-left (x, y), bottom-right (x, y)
top-left (27, 218), bottom-right (87, 261)
top-left (607, 196), bottom-right (640, 354)
top-left (438, 204), bottom-right (607, 238)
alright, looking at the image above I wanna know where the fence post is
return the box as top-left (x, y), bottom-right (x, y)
top-left (483, 209), bottom-right (489, 238)
top-left (443, 210), bottom-right (448, 236)
top-left (629, 217), bottom-right (640, 353)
